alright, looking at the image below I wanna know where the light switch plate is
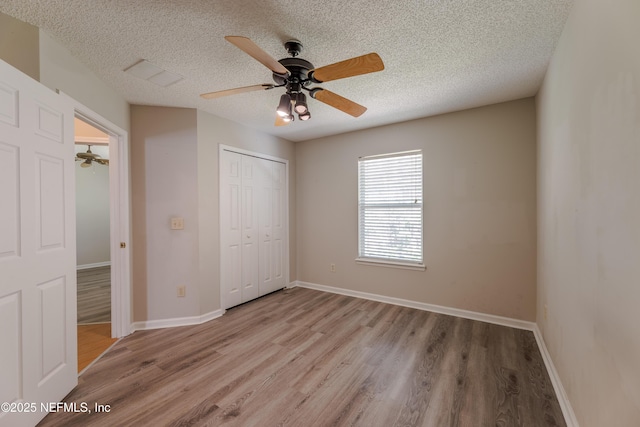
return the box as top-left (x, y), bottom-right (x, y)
top-left (171, 217), bottom-right (184, 230)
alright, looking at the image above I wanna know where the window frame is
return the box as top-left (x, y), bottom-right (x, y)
top-left (356, 150), bottom-right (425, 271)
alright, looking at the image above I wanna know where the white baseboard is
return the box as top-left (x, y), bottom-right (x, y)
top-left (130, 309), bottom-right (224, 332)
top-left (533, 325), bottom-right (580, 427)
top-left (291, 280), bottom-right (535, 331)
top-left (77, 261), bottom-right (111, 270)
top-left (290, 280), bottom-right (577, 427)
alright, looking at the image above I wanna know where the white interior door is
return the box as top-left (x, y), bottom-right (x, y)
top-left (0, 60), bottom-right (77, 426)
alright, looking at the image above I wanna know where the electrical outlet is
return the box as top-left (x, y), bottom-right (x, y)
top-left (330, 263), bottom-right (336, 273)
top-left (177, 285), bottom-right (186, 297)
top-left (543, 304), bottom-right (548, 321)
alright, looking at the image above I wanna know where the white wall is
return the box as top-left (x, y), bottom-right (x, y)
top-left (75, 144), bottom-right (110, 267)
top-left (537, 0), bottom-right (640, 425)
top-left (296, 98), bottom-right (537, 321)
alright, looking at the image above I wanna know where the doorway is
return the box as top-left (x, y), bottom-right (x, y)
top-left (63, 93), bottom-right (132, 373)
top-left (74, 118), bottom-right (117, 371)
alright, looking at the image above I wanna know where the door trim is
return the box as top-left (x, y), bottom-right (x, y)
top-left (60, 92), bottom-right (131, 338)
top-left (218, 144), bottom-right (290, 310)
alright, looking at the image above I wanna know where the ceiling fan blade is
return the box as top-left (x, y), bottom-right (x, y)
top-left (310, 89), bottom-right (367, 117)
top-left (309, 53), bottom-right (384, 83)
top-left (225, 36), bottom-right (289, 75)
top-left (96, 159), bottom-right (109, 165)
top-left (200, 84), bottom-right (275, 100)
top-left (274, 115), bottom-right (290, 127)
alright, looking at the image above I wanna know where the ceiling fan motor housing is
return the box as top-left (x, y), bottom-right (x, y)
top-left (273, 57), bottom-right (314, 90)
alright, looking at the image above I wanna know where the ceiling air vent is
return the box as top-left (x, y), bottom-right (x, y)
top-left (124, 59), bottom-right (183, 87)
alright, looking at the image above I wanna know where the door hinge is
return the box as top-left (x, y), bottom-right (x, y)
top-left (120, 242), bottom-right (126, 249)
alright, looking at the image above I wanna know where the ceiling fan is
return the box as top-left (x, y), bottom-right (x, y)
top-left (200, 36), bottom-right (385, 125)
top-left (75, 145), bottom-right (109, 168)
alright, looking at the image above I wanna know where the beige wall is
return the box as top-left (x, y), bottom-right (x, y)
top-left (39, 32), bottom-right (130, 132)
top-left (0, 12), bottom-right (39, 80)
top-left (296, 98), bottom-right (537, 320)
top-left (131, 106), bottom-right (200, 321)
top-left (131, 107), bottom-right (296, 321)
top-left (537, 0), bottom-right (640, 425)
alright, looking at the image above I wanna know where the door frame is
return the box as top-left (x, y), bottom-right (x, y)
top-left (218, 144), bottom-right (290, 310)
top-left (61, 92), bottom-right (131, 338)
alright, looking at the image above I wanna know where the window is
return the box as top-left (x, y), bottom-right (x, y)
top-left (357, 150), bottom-right (424, 269)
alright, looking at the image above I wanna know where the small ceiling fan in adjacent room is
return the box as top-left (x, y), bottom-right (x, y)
top-left (75, 145), bottom-right (109, 167)
top-left (200, 36), bottom-right (385, 126)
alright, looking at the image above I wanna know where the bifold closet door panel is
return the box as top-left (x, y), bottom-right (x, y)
top-left (240, 155), bottom-right (260, 302)
top-left (271, 161), bottom-right (286, 291)
top-left (259, 159), bottom-right (286, 296)
top-left (220, 150), bottom-right (242, 309)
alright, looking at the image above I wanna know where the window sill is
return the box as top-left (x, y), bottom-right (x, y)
top-left (355, 258), bottom-right (426, 271)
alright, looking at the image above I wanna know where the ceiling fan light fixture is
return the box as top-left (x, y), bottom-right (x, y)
top-left (283, 113), bottom-right (294, 123)
top-left (299, 112), bottom-right (311, 121)
top-left (294, 93), bottom-right (308, 114)
top-left (276, 93), bottom-right (292, 117)
top-left (81, 160), bottom-right (92, 168)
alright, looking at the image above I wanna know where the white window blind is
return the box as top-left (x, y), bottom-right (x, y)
top-left (358, 150), bottom-right (423, 266)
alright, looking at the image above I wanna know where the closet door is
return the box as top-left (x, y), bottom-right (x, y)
top-left (220, 152), bottom-right (263, 308)
top-left (240, 155), bottom-right (259, 302)
top-left (220, 148), bottom-right (287, 309)
top-left (220, 150), bottom-right (242, 309)
top-left (259, 159), bottom-right (286, 295)
top-left (271, 160), bottom-right (287, 291)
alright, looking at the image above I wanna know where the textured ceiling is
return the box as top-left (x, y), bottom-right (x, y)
top-left (0, 0), bottom-right (573, 142)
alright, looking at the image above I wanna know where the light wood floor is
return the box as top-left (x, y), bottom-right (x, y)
top-left (77, 266), bottom-right (111, 324)
top-left (77, 323), bottom-right (118, 373)
top-left (39, 287), bottom-right (565, 427)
